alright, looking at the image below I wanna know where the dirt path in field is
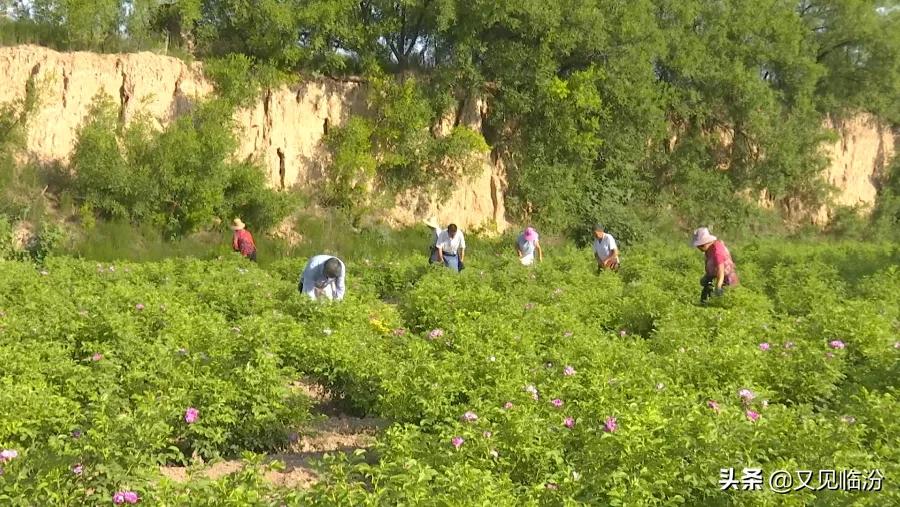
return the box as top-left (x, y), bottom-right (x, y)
top-left (159, 379), bottom-right (386, 488)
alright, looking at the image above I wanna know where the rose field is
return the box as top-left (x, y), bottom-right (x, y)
top-left (0, 239), bottom-right (898, 505)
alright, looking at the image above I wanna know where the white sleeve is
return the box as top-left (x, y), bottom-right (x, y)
top-left (459, 232), bottom-right (466, 249)
top-left (608, 235), bottom-right (618, 252)
top-left (334, 262), bottom-right (346, 301)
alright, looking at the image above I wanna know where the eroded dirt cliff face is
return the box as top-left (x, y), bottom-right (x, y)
top-left (0, 45), bottom-right (894, 231)
top-left (815, 114), bottom-right (896, 223)
top-left (0, 45), bottom-right (507, 232)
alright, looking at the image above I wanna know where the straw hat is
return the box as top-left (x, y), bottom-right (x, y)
top-left (423, 216), bottom-right (441, 229)
top-left (230, 218), bottom-right (246, 231)
top-left (691, 227), bottom-right (717, 247)
top-left (523, 227), bottom-right (538, 242)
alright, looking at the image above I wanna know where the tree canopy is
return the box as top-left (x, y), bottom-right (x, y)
top-left (2, 0), bottom-right (898, 233)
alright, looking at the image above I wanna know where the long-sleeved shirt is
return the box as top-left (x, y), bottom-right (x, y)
top-left (299, 255), bottom-right (346, 301)
top-left (232, 230), bottom-right (256, 257)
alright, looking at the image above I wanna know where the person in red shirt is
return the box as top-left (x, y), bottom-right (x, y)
top-left (230, 218), bottom-right (257, 262)
top-left (692, 227), bottom-right (738, 304)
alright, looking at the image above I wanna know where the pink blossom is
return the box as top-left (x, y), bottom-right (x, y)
top-left (483, 431), bottom-right (492, 438)
top-left (91, 353), bottom-right (103, 362)
top-left (71, 429), bottom-right (83, 439)
top-left (707, 400), bottom-right (720, 413)
top-left (113, 493), bottom-right (126, 505)
top-left (759, 342), bottom-right (770, 351)
top-left (563, 366), bottom-right (576, 376)
top-left (551, 398), bottom-right (564, 408)
top-left (746, 410), bottom-right (760, 422)
top-left (545, 482), bottom-right (559, 490)
top-left (0, 449), bottom-right (18, 462)
top-left (123, 492), bottom-right (139, 504)
top-left (894, 342), bottom-right (900, 349)
top-left (135, 303), bottom-right (144, 311)
top-left (428, 328), bottom-right (444, 339)
top-left (503, 401), bottom-right (514, 410)
top-left (604, 416), bottom-right (618, 433)
top-left (619, 329), bottom-right (628, 337)
top-left (563, 417), bottom-right (575, 429)
top-left (461, 411), bottom-right (478, 422)
top-left (184, 407), bottom-right (199, 424)
top-left (451, 436), bottom-right (464, 449)
top-left (829, 340), bottom-right (845, 350)
top-left (738, 389), bottom-right (755, 402)
top-left (72, 464), bottom-right (83, 475)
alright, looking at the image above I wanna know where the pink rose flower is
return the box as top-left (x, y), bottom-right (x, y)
top-left (451, 436), bottom-right (464, 449)
top-left (461, 411), bottom-right (478, 422)
top-left (0, 449), bottom-right (18, 462)
top-left (707, 400), bottom-right (720, 413)
top-left (738, 389), bottom-right (755, 402)
top-left (551, 398), bottom-right (564, 408)
top-left (759, 342), bottom-right (770, 351)
top-left (604, 416), bottom-right (618, 433)
top-left (829, 340), bottom-right (845, 350)
top-left (746, 410), bottom-right (760, 422)
top-left (184, 407), bottom-right (199, 424)
top-left (563, 366), bottom-right (576, 376)
top-left (563, 417), bottom-right (575, 429)
top-left (135, 303), bottom-right (144, 311)
top-left (72, 464), bottom-right (83, 475)
top-left (503, 401), bottom-right (514, 410)
top-left (91, 353), bottom-right (103, 362)
top-left (428, 329), bottom-right (444, 339)
top-left (483, 431), bottom-right (492, 438)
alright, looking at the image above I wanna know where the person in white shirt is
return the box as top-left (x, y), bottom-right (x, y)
top-left (435, 223), bottom-right (466, 272)
top-left (423, 216), bottom-right (443, 264)
top-left (516, 227), bottom-right (543, 265)
top-left (299, 255), bottom-right (346, 301)
top-left (592, 223), bottom-right (619, 272)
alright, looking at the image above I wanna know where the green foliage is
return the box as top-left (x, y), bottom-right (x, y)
top-left (68, 94), bottom-right (290, 237)
top-left (4, 239), bottom-right (900, 503)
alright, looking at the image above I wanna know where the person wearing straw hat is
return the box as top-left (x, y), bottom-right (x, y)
top-left (516, 226), bottom-right (543, 265)
top-left (692, 227), bottom-right (739, 304)
top-left (423, 216), bottom-right (443, 264)
top-left (299, 255), bottom-right (346, 301)
top-left (230, 218), bottom-right (257, 262)
top-left (592, 223), bottom-right (619, 272)
top-left (435, 223), bottom-right (466, 273)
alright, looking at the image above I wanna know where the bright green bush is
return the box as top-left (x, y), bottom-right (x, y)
top-left (1, 240), bottom-right (899, 504)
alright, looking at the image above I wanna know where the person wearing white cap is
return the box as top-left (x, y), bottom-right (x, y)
top-left (592, 223), bottom-right (619, 272)
top-left (423, 216), bottom-right (443, 264)
top-left (230, 218), bottom-right (257, 262)
top-left (299, 255), bottom-right (346, 301)
top-left (516, 227), bottom-right (543, 265)
top-left (692, 227), bottom-right (739, 304)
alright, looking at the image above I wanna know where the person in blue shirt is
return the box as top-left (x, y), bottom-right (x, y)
top-left (299, 255), bottom-right (346, 301)
top-left (516, 227), bottom-right (543, 265)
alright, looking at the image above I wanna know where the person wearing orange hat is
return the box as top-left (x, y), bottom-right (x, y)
top-left (230, 218), bottom-right (257, 262)
top-left (692, 227), bottom-right (739, 304)
top-left (516, 226), bottom-right (543, 265)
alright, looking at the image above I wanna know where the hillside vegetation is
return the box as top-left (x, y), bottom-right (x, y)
top-left (1, 1), bottom-right (899, 240)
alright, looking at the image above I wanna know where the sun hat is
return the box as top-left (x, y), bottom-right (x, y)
top-left (691, 227), bottom-right (717, 247)
top-left (230, 218), bottom-right (246, 231)
top-left (423, 216), bottom-right (441, 229)
top-left (523, 227), bottom-right (538, 242)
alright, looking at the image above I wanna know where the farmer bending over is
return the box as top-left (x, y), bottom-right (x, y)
top-left (299, 255), bottom-right (346, 301)
top-left (592, 223), bottom-right (619, 272)
top-left (230, 218), bottom-right (257, 262)
top-left (423, 216), bottom-right (443, 264)
top-left (435, 223), bottom-right (466, 272)
top-left (516, 227), bottom-right (543, 265)
top-left (692, 227), bottom-right (739, 304)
